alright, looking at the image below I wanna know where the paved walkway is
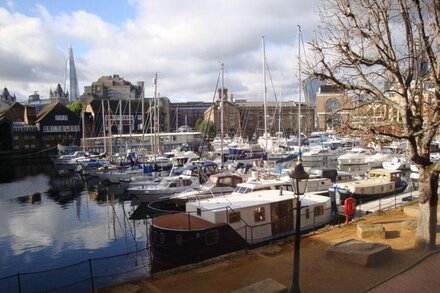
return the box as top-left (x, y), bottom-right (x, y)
top-left (368, 251), bottom-right (440, 293)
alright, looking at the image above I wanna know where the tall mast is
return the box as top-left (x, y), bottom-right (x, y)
top-left (141, 82), bottom-right (145, 150)
top-left (128, 98), bottom-right (132, 148)
top-left (101, 100), bottom-right (107, 153)
top-left (297, 25), bottom-right (302, 161)
top-left (107, 100), bottom-right (112, 157)
top-left (81, 110), bottom-right (86, 151)
top-left (153, 72), bottom-right (158, 161)
top-left (220, 62), bottom-right (225, 168)
top-left (262, 36), bottom-right (268, 151)
top-left (176, 107), bottom-right (179, 131)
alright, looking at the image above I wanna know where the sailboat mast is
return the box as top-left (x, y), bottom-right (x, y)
top-left (297, 25), bottom-right (302, 161)
top-left (262, 36), bottom-right (268, 152)
top-left (220, 62), bottom-right (225, 168)
top-left (101, 100), bottom-right (106, 153)
top-left (176, 107), bottom-right (179, 131)
top-left (153, 72), bottom-right (158, 161)
top-left (81, 110), bottom-right (86, 151)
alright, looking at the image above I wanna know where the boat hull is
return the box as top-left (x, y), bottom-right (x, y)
top-left (329, 183), bottom-right (408, 205)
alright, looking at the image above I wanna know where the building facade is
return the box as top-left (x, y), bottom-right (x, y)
top-left (169, 102), bottom-right (211, 131)
top-left (316, 84), bottom-right (353, 132)
top-left (83, 75), bottom-right (144, 100)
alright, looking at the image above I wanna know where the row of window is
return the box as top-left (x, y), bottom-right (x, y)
top-left (14, 145), bottom-right (36, 150)
top-left (13, 135), bottom-right (36, 140)
top-left (43, 125), bottom-right (80, 133)
top-left (153, 230), bottom-right (219, 246)
top-left (55, 115), bottom-right (68, 121)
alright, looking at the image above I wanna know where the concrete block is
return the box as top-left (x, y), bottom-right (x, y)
top-left (401, 220), bottom-right (417, 231)
top-left (327, 239), bottom-right (391, 266)
top-left (231, 278), bottom-right (288, 293)
top-left (357, 223), bottom-right (386, 239)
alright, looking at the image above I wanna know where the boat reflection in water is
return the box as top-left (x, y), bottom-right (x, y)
top-left (0, 163), bottom-right (149, 290)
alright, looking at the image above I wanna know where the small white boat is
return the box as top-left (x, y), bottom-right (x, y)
top-left (51, 151), bottom-right (89, 165)
top-left (301, 147), bottom-right (340, 162)
top-left (365, 148), bottom-right (394, 168)
top-left (382, 157), bottom-right (410, 170)
top-left (337, 148), bottom-right (372, 165)
top-left (128, 174), bottom-right (200, 202)
top-left (168, 173), bottom-right (244, 206)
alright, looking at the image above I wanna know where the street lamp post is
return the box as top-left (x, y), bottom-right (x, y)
top-left (289, 162), bottom-right (309, 293)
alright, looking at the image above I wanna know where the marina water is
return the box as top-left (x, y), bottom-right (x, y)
top-left (0, 161), bottom-right (149, 291)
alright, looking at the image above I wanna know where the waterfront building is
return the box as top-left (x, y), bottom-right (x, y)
top-left (316, 84), bottom-right (352, 132)
top-left (204, 89), bottom-right (241, 137)
top-left (65, 45), bottom-right (80, 102)
top-left (84, 97), bottom-right (171, 138)
top-left (34, 103), bottom-right (81, 149)
top-left (235, 99), bottom-right (315, 139)
top-left (169, 101), bottom-right (211, 131)
top-left (83, 75), bottom-right (144, 100)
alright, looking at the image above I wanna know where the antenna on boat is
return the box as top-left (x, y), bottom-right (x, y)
top-left (262, 36), bottom-right (268, 152)
top-left (297, 25), bottom-right (302, 162)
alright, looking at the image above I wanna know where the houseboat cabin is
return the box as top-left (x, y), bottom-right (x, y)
top-left (329, 169), bottom-right (407, 205)
top-left (150, 190), bottom-right (332, 272)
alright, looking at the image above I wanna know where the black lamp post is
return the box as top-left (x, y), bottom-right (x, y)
top-left (288, 161), bottom-right (309, 293)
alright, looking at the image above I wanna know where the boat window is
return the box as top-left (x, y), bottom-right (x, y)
top-left (229, 211), bottom-right (241, 223)
top-left (159, 233), bottom-right (165, 244)
top-left (305, 208), bottom-right (310, 219)
top-left (197, 208), bottom-right (202, 216)
top-left (176, 234), bottom-right (183, 246)
top-left (205, 230), bottom-right (219, 245)
top-left (314, 206), bottom-right (324, 217)
top-left (254, 207), bottom-right (266, 222)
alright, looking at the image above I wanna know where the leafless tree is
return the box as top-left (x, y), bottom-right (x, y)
top-left (307, 0), bottom-right (440, 249)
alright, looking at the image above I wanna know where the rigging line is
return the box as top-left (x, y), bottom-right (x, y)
top-left (265, 56), bottom-right (281, 135)
top-left (199, 69), bottom-right (221, 157)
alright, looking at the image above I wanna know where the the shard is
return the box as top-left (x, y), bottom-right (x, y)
top-left (64, 45), bottom-right (80, 102)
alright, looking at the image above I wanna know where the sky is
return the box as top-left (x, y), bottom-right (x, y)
top-left (0, 0), bottom-right (321, 103)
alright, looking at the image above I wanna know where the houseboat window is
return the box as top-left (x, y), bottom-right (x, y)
top-left (205, 230), bottom-right (219, 245)
top-left (305, 208), bottom-right (310, 219)
top-left (254, 207), bottom-right (266, 222)
top-left (152, 231), bottom-right (158, 242)
top-left (176, 234), bottom-right (183, 246)
top-left (197, 208), bottom-right (202, 216)
top-left (159, 233), bottom-right (165, 244)
top-left (314, 206), bottom-right (324, 217)
top-left (229, 211), bottom-right (241, 223)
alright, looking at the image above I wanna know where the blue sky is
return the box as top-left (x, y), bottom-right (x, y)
top-left (0, 0), bottom-right (321, 102)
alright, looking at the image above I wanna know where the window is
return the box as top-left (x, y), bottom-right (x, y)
top-left (305, 208), bottom-right (310, 219)
top-left (254, 207), bottom-right (265, 222)
top-left (197, 208), bottom-right (202, 216)
top-left (14, 145), bottom-right (20, 150)
top-left (205, 230), bottom-right (219, 245)
top-left (24, 145), bottom-right (30, 149)
top-left (176, 234), bottom-right (183, 246)
top-left (24, 135), bottom-right (29, 140)
top-left (55, 115), bottom-right (68, 121)
top-left (13, 136), bottom-right (19, 141)
top-left (229, 211), bottom-right (241, 223)
top-left (314, 206), bottom-right (324, 217)
top-left (31, 145), bottom-right (36, 149)
top-left (159, 233), bottom-right (165, 244)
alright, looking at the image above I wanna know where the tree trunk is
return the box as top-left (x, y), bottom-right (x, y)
top-left (416, 167), bottom-right (438, 250)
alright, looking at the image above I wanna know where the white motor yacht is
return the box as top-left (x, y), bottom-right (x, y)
top-left (337, 148), bottom-right (372, 165)
top-left (128, 174), bottom-right (200, 202)
top-left (382, 156), bottom-right (411, 170)
top-left (365, 148), bottom-right (394, 168)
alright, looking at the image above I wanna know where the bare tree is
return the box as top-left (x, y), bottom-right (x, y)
top-left (308, 0), bottom-right (440, 249)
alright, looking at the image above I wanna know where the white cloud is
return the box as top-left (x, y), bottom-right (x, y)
top-left (0, 0), bottom-right (320, 102)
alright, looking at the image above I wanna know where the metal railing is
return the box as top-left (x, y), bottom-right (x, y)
top-left (0, 247), bottom-right (150, 293)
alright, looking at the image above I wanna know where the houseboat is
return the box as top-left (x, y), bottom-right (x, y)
top-left (150, 189), bottom-right (332, 272)
top-left (328, 169), bottom-right (408, 205)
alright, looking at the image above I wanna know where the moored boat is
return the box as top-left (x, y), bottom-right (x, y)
top-left (328, 169), bottom-right (408, 205)
top-left (337, 148), bottom-right (372, 165)
top-left (150, 189), bottom-right (332, 272)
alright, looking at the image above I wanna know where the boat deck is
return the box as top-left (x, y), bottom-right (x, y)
top-left (153, 213), bottom-right (224, 230)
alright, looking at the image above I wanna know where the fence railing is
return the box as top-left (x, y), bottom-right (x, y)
top-left (0, 247), bottom-right (150, 293)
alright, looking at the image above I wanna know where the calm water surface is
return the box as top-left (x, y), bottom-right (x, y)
top-left (0, 162), bottom-right (148, 278)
